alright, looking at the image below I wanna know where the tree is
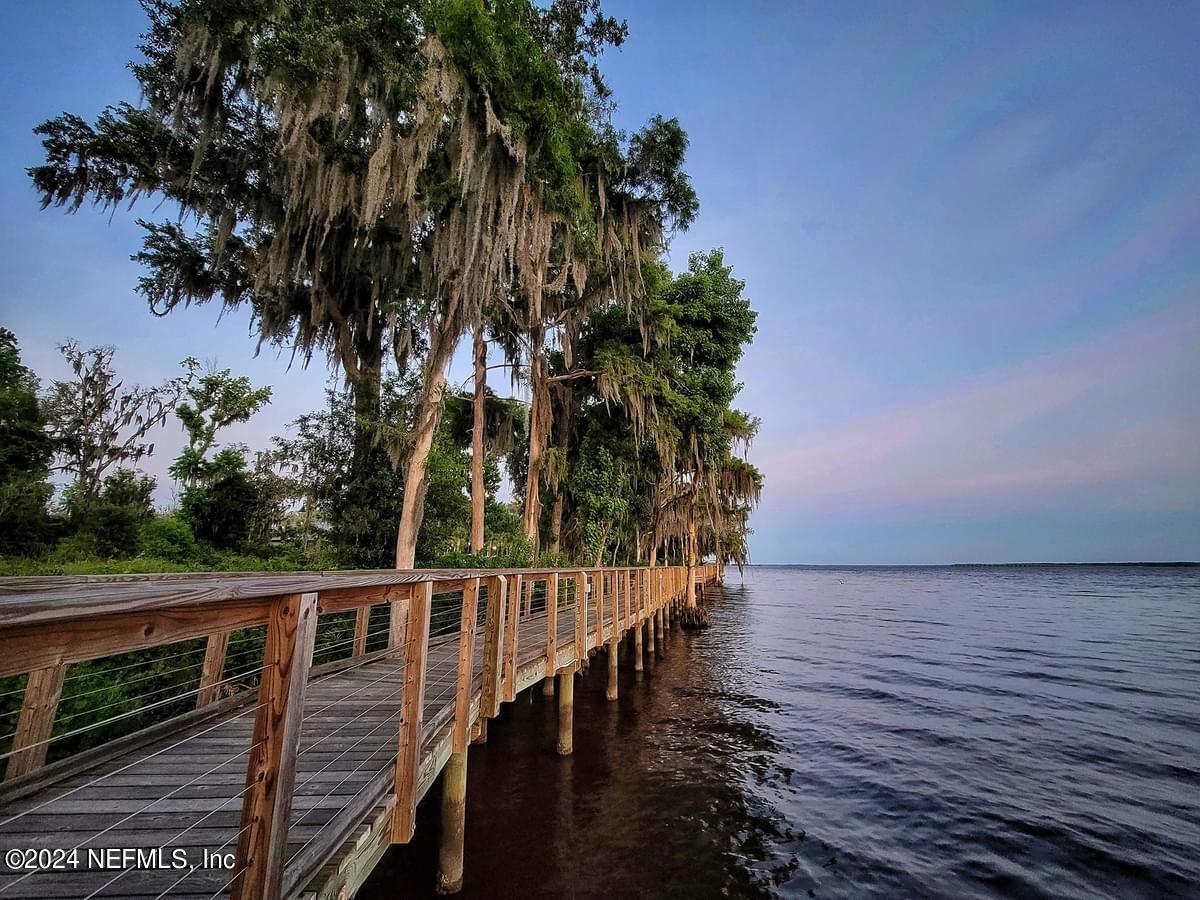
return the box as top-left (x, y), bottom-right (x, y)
top-left (170, 359), bottom-right (272, 486)
top-left (0, 329), bottom-right (55, 554)
top-left (179, 449), bottom-right (261, 551)
top-left (534, 249), bottom-right (761, 575)
top-left (54, 468), bottom-right (158, 558)
top-left (42, 341), bottom-right (186, 505)
top-left (31, 0), bottom-right (696, 569)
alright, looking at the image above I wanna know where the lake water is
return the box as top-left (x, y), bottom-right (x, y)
top-left (365, 565), bottom-right (1200, 898)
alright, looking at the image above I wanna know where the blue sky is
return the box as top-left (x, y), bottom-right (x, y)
top-left (1, 2), bottom-right (1197, 563)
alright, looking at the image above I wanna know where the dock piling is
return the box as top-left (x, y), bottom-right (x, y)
top-left (436, 750), bottom-right (468, 894)
top-left (557, 668), bottom-right (574, 755)
top-left (606, 639), bottom-right (619, 701)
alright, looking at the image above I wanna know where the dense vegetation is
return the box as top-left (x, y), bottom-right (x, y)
top-left (8, 0), bottom-right (762, 580)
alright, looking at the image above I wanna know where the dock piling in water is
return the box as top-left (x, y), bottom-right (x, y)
top-left (557, 667), bottom-right (575, 755)
top-left (607, 638), bottom-right (620, 701)
top-left (436, 749), bottom-right (468, 894)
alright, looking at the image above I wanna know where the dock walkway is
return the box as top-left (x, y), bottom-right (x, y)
top-left (0, 564), bottom-right (720, 899)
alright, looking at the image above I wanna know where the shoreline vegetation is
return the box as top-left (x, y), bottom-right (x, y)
top-left (1, 0), bottom-right (763, 580)
top-left (0, 0), bottom-right (761, 761)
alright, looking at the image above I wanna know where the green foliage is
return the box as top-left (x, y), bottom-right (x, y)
top-left (139, 515), bottom-right (198, 563)
top-left (180, 465), bottom-right (259, 551)
top-left (170, 359), bottom-right (272, 485)
top-left (60, 468), bottom-right (158, 559)
top-left (0, 329), bottom-right (54, 555)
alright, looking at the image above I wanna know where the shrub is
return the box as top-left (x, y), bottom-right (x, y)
top-left (140, 516), bottom-right (198, 564)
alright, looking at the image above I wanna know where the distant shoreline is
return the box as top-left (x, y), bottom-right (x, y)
top-left (738, 561), bottom-right (1198, 568)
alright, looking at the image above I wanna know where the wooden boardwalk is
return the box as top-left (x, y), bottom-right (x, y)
top-left (0, 565), bottom-right (719, 899)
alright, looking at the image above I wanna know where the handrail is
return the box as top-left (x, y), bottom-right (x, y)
top-left (0, 562), bottom-right (721, 900)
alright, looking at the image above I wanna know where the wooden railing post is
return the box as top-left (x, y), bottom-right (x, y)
top-left (544, 573), bottom-right (559, 689)
top-left (592, 568), bottom-right (605, 649)
top-left (453, 578), bottom-right (480, 753)
top-left (574, 571), bottom-right (587, 660)
top-left (503, 574), bottom-right (521, 702)
top-left (196, 631), bottom-right (231, 709)
top-left (351, 606), bottom-right (371, 657)
top-left (4, 663), bottom-right (66, 782)
top-left (392, 580), bottom-right (433, 844)
top-left (231, 592), bottom-right (318, 900)
top-left (480, 575), bottom-right (507, 719)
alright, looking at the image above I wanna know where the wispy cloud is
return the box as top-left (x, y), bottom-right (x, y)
top-left (756, 301), bottom-right (1200, 517)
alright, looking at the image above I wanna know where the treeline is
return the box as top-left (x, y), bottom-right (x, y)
top-left (5, 0), bottom-right (762, 576)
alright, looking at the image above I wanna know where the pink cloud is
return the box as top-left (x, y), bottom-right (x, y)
top-left (757, 301), bottom-right (1200, 515)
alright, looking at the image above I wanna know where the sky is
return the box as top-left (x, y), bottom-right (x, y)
top-left (1, 1), bottom-right (1197, 564)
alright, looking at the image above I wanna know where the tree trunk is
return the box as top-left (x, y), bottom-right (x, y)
top-left (686, 509), bottom-right (698, 609)
top-left (522, 327), bottom-right (548, 557)
top-left (549, 493), bottom-right (564, 554)
top-left (350, 343), bottom-right (383, 487)
top-left (469, 328), bottom-right (487, 555)
top-left (395, 323), bottom-right (459, 569)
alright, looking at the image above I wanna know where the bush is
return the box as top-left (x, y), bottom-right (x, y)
top-left (180, 472), bottom-right (260, 550)
top-left (139, 516), bottom-right (198, 564)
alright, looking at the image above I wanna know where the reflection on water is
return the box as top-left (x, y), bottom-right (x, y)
top-left (363, 565), bottom-right (1200, 898)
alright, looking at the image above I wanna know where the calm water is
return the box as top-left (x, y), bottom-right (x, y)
top-left (365, 565), bottom-right (1200, 898)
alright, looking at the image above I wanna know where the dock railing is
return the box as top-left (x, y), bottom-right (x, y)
top-left (0, 563), bottom-right (720, 899)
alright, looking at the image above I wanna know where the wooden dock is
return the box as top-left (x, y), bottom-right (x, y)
top-left (0, 564), bottom-right (721, 899)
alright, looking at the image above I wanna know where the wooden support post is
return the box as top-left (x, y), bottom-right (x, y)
top-left (606, 638), bottom-right (619, 702)
top-left (392, 581), bottom-right (433, 844)
top-left (472, 717), bottom-right (488, 744)
top-left (352, 606), bottom-right (371, 657)
top-left (437, 749), bottom-right (468, 894)
top-left (634, 618), bottom-right (644, 673)
top-left (453, 579), bottom-right (479, 754)
top-left (544, 574), bottom-right (559, 693)
top-left (656, 607), bottom-right (665, 653)
top-left (480, 576), bottom-right (507, 719)
top-left (503, 574), bottom-right (521, 702)
top-left (574, 571), bottom-right (587, 660)
top-left (231, 592), bottom-right (318, 900)
top-left (196, 632), bottom-right (230, 710)
top-left (4, 664), bottom-right (66, 782)
top-left (646, 605), bottom-right (656, 656)
top-left (556, 667), bottom-right (574, 755)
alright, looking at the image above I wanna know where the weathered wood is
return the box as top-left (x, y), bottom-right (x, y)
top-left (574, 572), bottom-right (587, 659)
top-left (0, 599), bottom-right (272, 679)
top-left (634, 618), bottom-right (644, 673)
top-left (502, 574), bottom-right (521, 703)
top-left (391, 581), bottom-right (432, 844)
top-left (593, 568), bottom-right (605, 647)
top-left (389, 589), bottom-right (411, 652)
top-left (437, 749), bottom-right (468, 894)
top-left (556, 668), bottom-right (574, 756)
top-left (544, 573), bottom-right (559, 680)
top-left (606, 638), bottom-right (619, 702)
top-left (3, 664), bottom-right (66, 781)
top-left (352, 606), bottom-right (371, 656)
top-left (480, 576), bottom-right (507, 718)
top-left (452, 578), bottom-right (479, 754)
top-left (231, 591), bottom-right (318, 900)
top-left (196, 631), bottom-right (231, 709)
top-left (0, 564), bottom-right (700, 900)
